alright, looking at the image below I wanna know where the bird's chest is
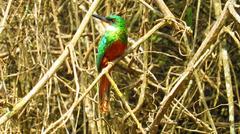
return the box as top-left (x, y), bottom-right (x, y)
top-left (101, 40), bottom-right (127, 68)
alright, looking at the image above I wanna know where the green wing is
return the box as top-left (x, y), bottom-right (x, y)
top-left (96, 35), bottom-right (110, 72)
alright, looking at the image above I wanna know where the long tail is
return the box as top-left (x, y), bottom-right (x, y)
top-left (99, 75), bottom-right (110, 113)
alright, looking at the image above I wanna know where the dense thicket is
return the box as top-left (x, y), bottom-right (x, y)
top-left (0, 0), bottom-right (239, 133)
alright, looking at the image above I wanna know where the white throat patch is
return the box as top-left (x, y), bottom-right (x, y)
top-left (106, 25), bottom-right (117, 31)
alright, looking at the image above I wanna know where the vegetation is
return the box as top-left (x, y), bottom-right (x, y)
top-left (0, 0), bottom-right (239, 133)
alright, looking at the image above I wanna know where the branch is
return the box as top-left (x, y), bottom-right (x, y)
top-left (105, 72), bottom-right (146, 134)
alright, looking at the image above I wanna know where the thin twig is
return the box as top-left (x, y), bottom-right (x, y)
top-left (221, 41), bottom-right (235, 134)
top-left (0, 0), bottom-right (13, 34)
top-left (105, 72), bottom-right (146, 134)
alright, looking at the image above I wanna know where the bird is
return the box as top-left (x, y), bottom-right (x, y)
top-left (93, 14), bottom-right (128, 113)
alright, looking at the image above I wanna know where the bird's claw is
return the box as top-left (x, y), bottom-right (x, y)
top-left (108, 62), bottom-right (114, 66)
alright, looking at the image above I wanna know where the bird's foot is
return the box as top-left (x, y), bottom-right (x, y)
top-left (108, 61), bottom-right (114, 67)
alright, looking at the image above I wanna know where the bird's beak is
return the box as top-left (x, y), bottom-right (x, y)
top-left (92, 14), bottom-right (111, 24)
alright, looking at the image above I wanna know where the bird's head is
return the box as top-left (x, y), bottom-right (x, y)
top-left (93, 14), bottom-right (126, 28)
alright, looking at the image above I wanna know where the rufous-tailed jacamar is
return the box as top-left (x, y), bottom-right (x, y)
top-left (93, 14), bottom-right (127, 113)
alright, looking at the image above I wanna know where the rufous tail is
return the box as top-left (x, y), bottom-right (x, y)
top-left (99, 75), bottom-right (110, 113)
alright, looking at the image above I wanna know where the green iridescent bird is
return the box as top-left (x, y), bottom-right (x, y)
top-left (93, 14), bottom-right (127, 113)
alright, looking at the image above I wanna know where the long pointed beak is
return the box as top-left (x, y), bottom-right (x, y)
top-left (92, 14), bottom-right (111, 23)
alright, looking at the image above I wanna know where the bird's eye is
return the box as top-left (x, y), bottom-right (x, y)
top-left (110, 19), bottom-right (115, 23)
top-left (107, 18), bottom-right (115, 23)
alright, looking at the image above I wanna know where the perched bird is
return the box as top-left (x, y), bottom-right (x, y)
top-left (93, 14), bottom-right (128, 113)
